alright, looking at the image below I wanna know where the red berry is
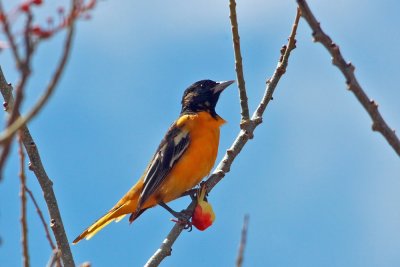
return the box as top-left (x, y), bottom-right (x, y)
top-left (31, 0), bottom-right (43, 5)
top-left (20, 2), bottom-right (30, 12)
top-left (31, 26), bottom-right (53, 39)
top-left (31, 26), bottom-right (42, 35)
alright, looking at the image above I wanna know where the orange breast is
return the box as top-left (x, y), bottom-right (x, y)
top-left (154, 111), bottom-right (225, 204)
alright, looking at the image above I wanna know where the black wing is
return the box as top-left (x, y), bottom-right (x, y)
top-left (137, 123), bottom-right (190, 210)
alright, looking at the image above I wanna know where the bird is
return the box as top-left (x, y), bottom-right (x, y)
top-left (72, 79), bottom-right (234, 244)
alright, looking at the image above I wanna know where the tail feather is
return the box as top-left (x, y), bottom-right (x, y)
top-left (72, 204), bottom-right (127, 244)
top-left (73, 183), bottom-right (147, 244)
top-left (115, 214), bottom-right (127, 223)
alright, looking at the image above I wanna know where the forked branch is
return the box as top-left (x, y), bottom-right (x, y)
top-left (145, 7), bottom-right (301, 267)
top-left (296, 0), bottom-right (400, 156)
top-left (0, 68), bottom-right (75, 267)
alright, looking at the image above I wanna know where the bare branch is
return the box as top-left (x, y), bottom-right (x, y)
top-left (26, 186), bottom-right (62, 267)
top-left (296, 0), bottom-right (400, 156)
top-left (0, 67), bottom-right (75, 266)
top-left (0, 74), bottom-right (13, 181)
top-left (229, 0), bottom-right (250, 124)
top-left (0, 9), bottom-right (34, 177)
top-left (236, 215), bottom-right (249, 267)
top-left (25, 186), bottom-right (57, 250)
top-left (146, 8), bottom-right (301, 266)
top-left (0, 1), bottom-right (22, 67)
top-left (18, 133), bottom-right (30, 267)
top-left (0, 11), bottom-right (76, 145)
top-left (46, 250), bottom-right (61, 267)
top-left (205, 8), bottom-right (301, 192)
top-left (144, 201), bottom-right (197, 267)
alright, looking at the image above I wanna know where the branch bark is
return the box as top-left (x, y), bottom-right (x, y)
top-left (0, 0), bottom-right (78, 181)
top-left (229, 0), bottom-right (250, 123)
top-left (0, 7), bottom-right (34, 176)
top-left (145, 7), bottom-right (301, 267)
top-left (296, 0), bottom-right (400, 157)
top-left (18, 134), bottom-right (30, 267)
top-left (236, 215), bottom-right (249, 267)
top-left (0, 11), bottom-right (75, 145)
top-left (0, 0), bottom-right (22, 67)
top-left (0, 68), bottom-right (75, 267)
top-left (25, 186), bottom-right (57, 250)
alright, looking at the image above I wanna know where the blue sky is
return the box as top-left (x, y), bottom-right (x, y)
top-left (1, 0), bottom-right (400, 266)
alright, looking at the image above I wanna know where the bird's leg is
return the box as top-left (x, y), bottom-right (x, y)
top-left (179, 188), bottom-right (198, 200)
top-left (188, 189), bottom-right (197, 201)
top-left (159, 202), bottom-right (193, 230)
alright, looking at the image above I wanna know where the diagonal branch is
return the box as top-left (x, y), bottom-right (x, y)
top-left (0, 13), bottom-right (75, 145)
top-left (296, 0), bottom-right (400, 157)
top-left (25, 185), bottom-right (62, 267)
top-left (205, 7), bottom-right (301, 193)
top-left (236, 215), bottom-right (249, 267)
top-left (0, 9), bottom-right (34, 178)
top-left (18, 134), bottom-right (30, 267)
top-left (145, 7), bottom-right (301, 267)
top-left (25, 186), bottom-right (57, 250)
top-left (0, 0), bottom-right (22, 67)
top-left (229, 0), bottom-right (250, 123)
top-left (0, 68), bottom-right (75, 267)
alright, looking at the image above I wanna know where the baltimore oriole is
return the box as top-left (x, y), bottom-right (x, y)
top-left (73, 79), bottom-right (234, 244)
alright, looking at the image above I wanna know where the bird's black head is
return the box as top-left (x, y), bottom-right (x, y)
top-left (181, 79), bottom-right (234, 118)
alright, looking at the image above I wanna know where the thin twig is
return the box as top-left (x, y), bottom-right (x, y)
top-left (205, 8), bottom-right (301, 192)
top-left (18, 133), bottom-right (30, 267)
top-left (0, 0), bottom-right (22, 67)
top-left (26, 186), bottom-right (62, 267)
top-left (296, 0), bottom-right (400, 156)
top-left (229, 0), bottom-right (250, 124)
top-left (144, 202), bottom-right (197, 267)
top-left (0, 67), bottom-right (75, 266)
top-left (0, 9), bottom-right (34, 177)
top-left (25, 187), bottom-right (57, 250)
top-left (0, 8), bottom-right (76, 146)
top-left (46, 249), bottom-right (61, 267)
top-left (9, 7), bottom-right (33, 126)
top-left (145, 8), bottom-right (301, 267)
top-left (236, 215), bottom-right (249, 267)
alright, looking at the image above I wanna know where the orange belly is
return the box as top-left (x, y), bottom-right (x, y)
top-left (145, 111), bottom-right (225, 206)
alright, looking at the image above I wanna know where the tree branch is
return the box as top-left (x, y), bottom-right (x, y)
top-left (18, 134), bottom-right (30, 267)
top-left (46, 250), bottom-right (62, 267)
top-left (26, 186), bottom-right (62, 267)
top-left (0, 68), bottom-right (75, 267)
top-left (296, 0), bottom-right (400, 157)
top-left (145, 7), bottom-right (301, 267)
top-left (25, 186), bottom-right (57, 250)
top-left (205, 7), bottom-right (301, 193)
top-left (0, 0), bottom-right (80, 181)
top-left (229, 0), bottom-right (250, 124)
top-left (0, 10), bottom-right (75, 145)
top-left (144, 203), bottom-right (196, 267)
top-left (236, 215), bottom-right (249, 267)
top-left (0, 9), bottom-right (34, 178)
top-left (0, 0), bottom-right (22, 67)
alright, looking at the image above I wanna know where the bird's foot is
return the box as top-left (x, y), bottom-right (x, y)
top-left (170, 210), bottom-right (193, 231)
top-left (160, 202), bottom-right (193, 231)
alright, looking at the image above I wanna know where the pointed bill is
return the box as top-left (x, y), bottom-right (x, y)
top-left (212, 80), bottom-right (235, 94)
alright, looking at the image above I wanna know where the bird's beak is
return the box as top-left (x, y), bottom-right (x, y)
top-left (212, 80), bottom-right (235, 94)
